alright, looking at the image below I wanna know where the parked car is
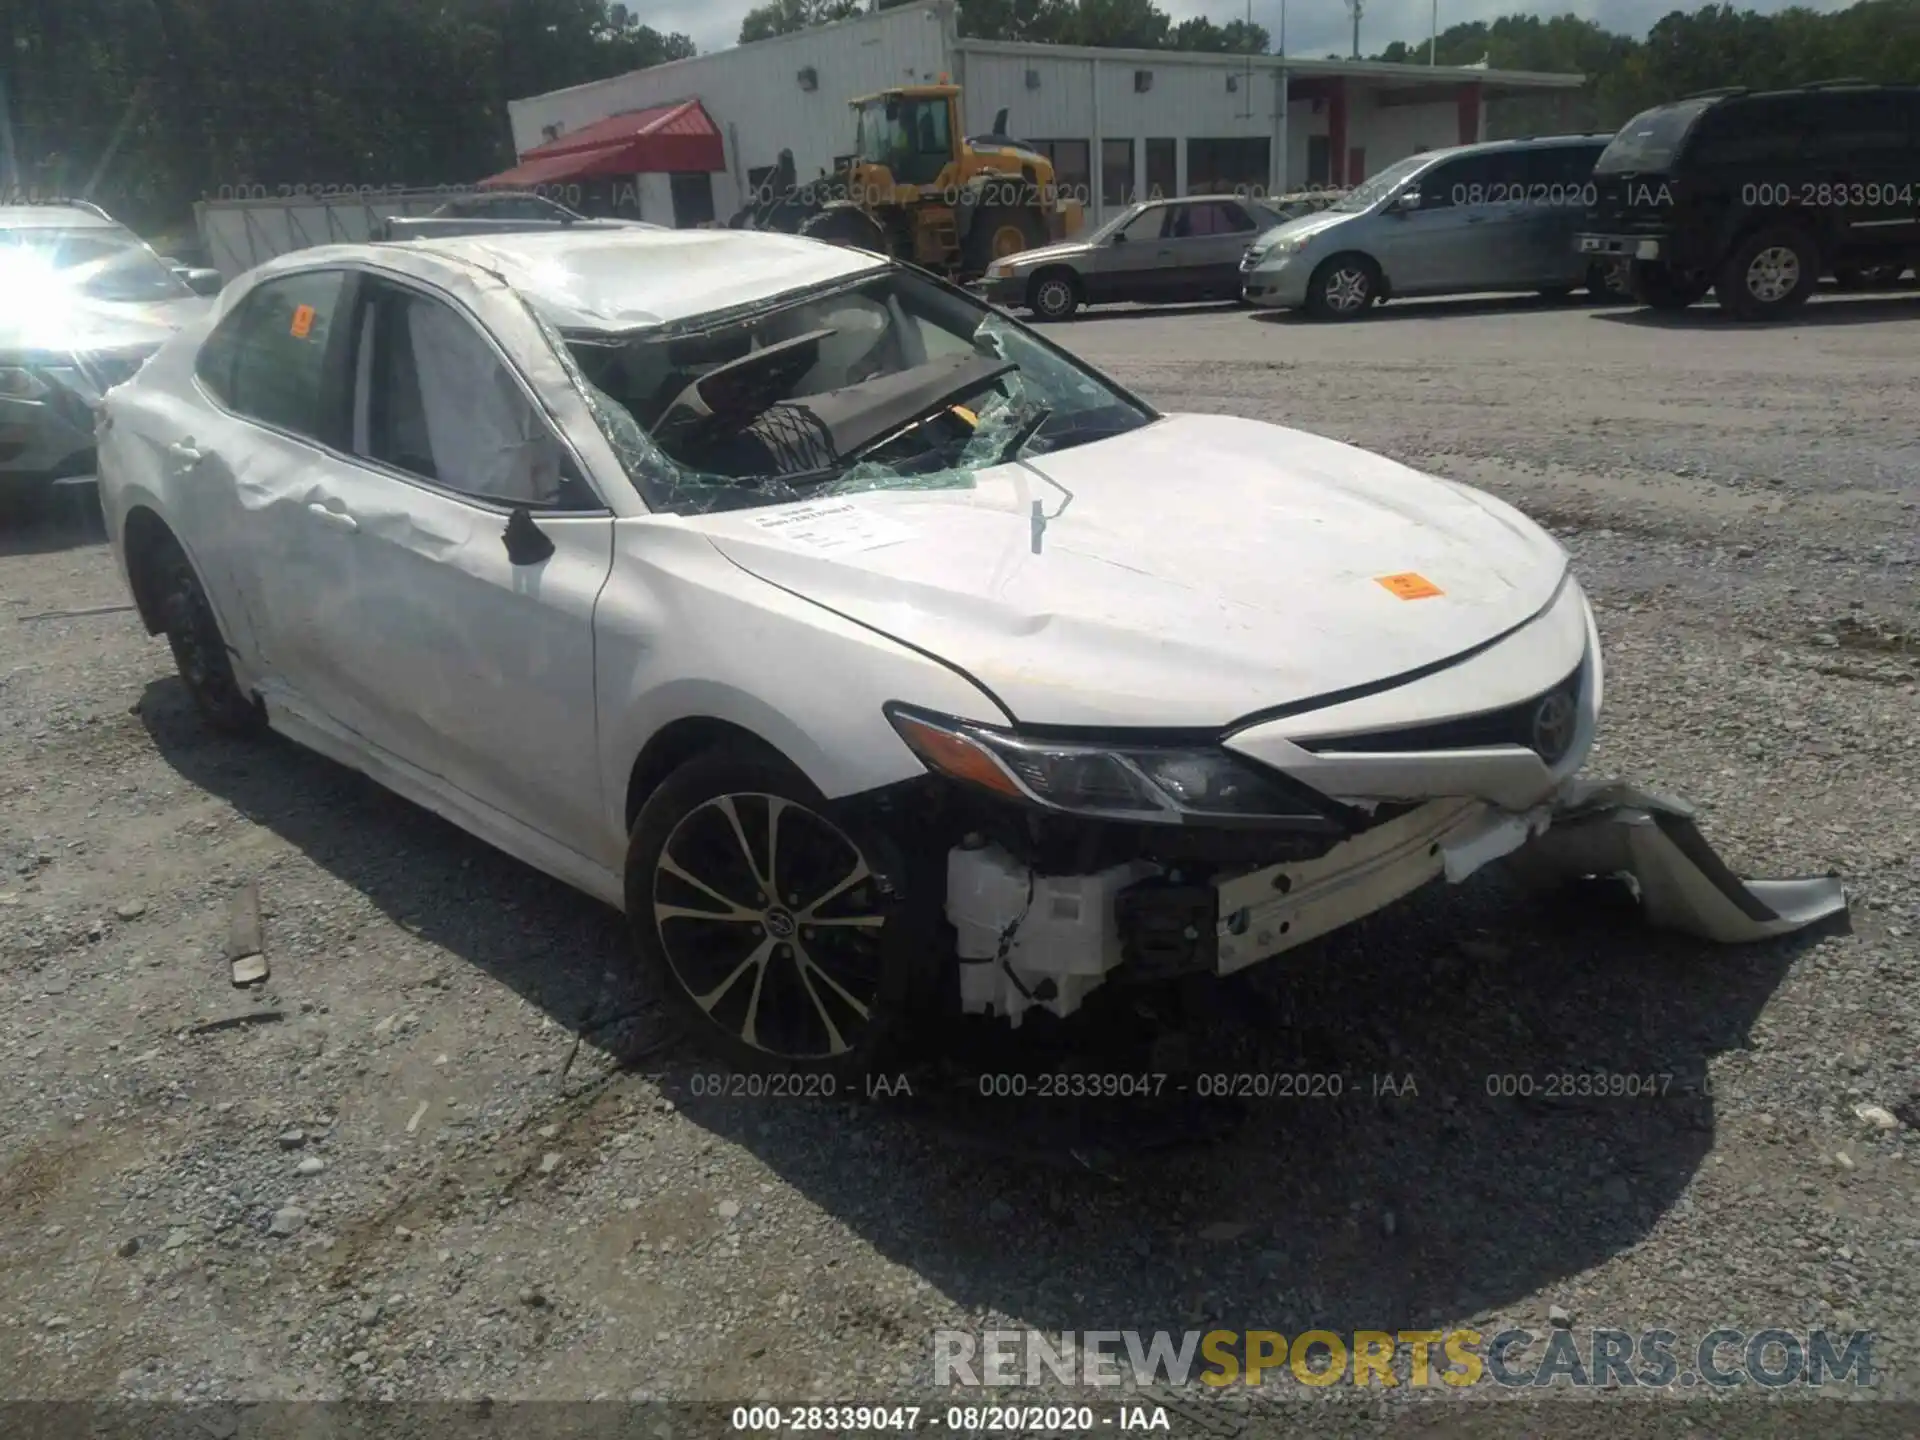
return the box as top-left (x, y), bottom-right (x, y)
top-left (1577, 81), bottom-right (1920, 319)
top-left (1241, 135), bottom-right (1621, 319)
top-left (974, 195), bottom-right (1300, 320)
top-left (97, 225), bottom-right (1843, 1074)
top-left (1, 202), bottom-right (213, 508)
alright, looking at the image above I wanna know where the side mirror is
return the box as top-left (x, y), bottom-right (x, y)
top-left (502, 505), bottom-right (555, 566)
top-left (186, 269), bottom-right (224, 296)
top-left (1110, 231), bottom-right (1127, 244)
top-left (1390, 190), bottom-right (1420, 213)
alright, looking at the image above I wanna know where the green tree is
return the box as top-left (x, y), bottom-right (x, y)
top-left (739, 0), bottom-right (862, 44)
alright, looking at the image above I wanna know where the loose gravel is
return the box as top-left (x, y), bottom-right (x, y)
top-left (1, 288), bottom-right (1916, 1434)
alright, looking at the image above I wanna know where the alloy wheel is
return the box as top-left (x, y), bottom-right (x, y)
top-left (1323, 266), bottom-right (1371, 312)
top-left (1745, 246), bottom-right (1801, 304)
top-left (651, 792), bottom-right (887, 1060)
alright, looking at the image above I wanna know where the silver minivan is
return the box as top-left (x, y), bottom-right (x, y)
top-left (1241, 136), bottom-right (1622, 319)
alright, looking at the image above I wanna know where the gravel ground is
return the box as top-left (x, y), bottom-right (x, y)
top-left (2, 287), bottom-right (1917, 1435)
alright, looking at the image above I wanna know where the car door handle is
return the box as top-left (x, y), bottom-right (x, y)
top-left (307, 503), bottom-right (358, 532)
top-left (166, 441), bottom-right (202, 465)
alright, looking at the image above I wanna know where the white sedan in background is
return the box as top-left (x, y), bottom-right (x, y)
top-left (97, 225), bottom-right (1845, 1075)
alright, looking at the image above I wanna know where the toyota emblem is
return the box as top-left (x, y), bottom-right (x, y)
top-left (1531, 691), bottom-right (1577, 763)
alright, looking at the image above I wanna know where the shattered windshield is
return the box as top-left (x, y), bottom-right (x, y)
top-left (558, 267), bottom-right (1157, 516)
top-left (0, 227), bottom-right (194, 303)
top-left (1331, 153), bottom-right (1434, 212)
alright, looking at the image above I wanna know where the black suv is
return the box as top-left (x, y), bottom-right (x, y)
top-left (1577, 82), bottom-right (1920, 319)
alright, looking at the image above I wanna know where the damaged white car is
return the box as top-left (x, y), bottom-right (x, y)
top-left (96, 226), bottom-right (1846, 1074)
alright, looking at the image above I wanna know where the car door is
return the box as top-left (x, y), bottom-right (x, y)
top-left (178, 268), bottom-right (362, 700)
top-left (1371, 155), bottom-right (1497, 294)
top-left (1087, 204), bottom-right (1174, 303)
top-left (1514, 143), bottom-right (1603, 284)
top-left (304, 273), bottom-right (615, 849)
top-left (1158, 200), bottom-right (1259, 299)
top-left (1801, 91), bottom-right (1920, 259)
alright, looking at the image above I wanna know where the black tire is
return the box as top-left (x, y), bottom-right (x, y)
top-left (1716, 226), bottom-right (1819, 320)
top-left (962, 205), bottom-right (1045, 275)
top-left (1628, 260), bottom-right (1709, 311)
top-left (797, 206), bottom-right (889, 255)
top-left (1026, 268), bottom-right (1081, 321)
top-left (153, 536), bottom-right (264, 736)
top-left (1303, 255), bottom-right (1379, 319)
top-left (624, 748), bottom-right (932, 1077)
top-left (1585, 261), bottom-right (1632, 301)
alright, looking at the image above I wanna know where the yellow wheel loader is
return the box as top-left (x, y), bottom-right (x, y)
top-left (733, 85), bottom-right (1082, 281)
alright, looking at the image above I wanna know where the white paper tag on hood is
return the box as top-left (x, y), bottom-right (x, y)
top-left (745, 500), bottom-right (915, 554)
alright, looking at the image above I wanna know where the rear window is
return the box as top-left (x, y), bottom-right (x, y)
top-left (1595, 99), bottom-right (1716, 173)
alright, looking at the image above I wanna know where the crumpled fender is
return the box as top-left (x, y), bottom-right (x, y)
top-left (1509, 776), bottom-right (1850, 943)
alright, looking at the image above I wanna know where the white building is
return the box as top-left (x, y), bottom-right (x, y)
top-left (496, 0), bottom-right (1584, 230)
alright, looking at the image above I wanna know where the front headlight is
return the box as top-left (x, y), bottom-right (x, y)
top-left (887, 707), bottom-right (1338, 827)
top-left (0, 366), bottom-right (51, 401)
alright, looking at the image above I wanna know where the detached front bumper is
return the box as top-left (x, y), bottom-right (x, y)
top-left (948, 773), bottom-right (1848, 1026)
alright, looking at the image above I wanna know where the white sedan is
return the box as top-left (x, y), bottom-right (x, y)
top-left (96, 225), bottom-right (1844, 1075)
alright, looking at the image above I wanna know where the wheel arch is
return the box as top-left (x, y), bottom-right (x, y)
top-left (122, 503), bottom-right (185, 636)
top-left (623, 715), bottom-right (795, 832)
top-left (1315, 249), bottom-right (1389, 299)
top-left (1025, 264), bottom-right (1083, 306)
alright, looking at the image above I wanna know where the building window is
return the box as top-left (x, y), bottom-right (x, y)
top-left (1306, 134), bottom-right (1332, 187)
top-left (1186, 137), bottom-right (1269, 198)
top-left (1144, 137), bottom-right (1175, 200)
top-left (1101, 138), bottom-right (1135, 208)
top-left (1031, 139), bottom-right (1092, 206)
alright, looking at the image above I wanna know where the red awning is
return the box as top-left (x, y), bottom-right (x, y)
top-left (481, 100), bottom-right (725, 188)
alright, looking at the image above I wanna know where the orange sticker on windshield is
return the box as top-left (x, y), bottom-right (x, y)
top-left (289, 304), bottom-right (316, 338)
top-left (1376, 572), bottom-right (1443, 600)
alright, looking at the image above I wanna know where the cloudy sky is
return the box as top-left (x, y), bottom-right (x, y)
top-left (643, 0), bottom-right (1859, 64)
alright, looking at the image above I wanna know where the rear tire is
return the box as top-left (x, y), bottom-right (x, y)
top-left (1628, 260), bottom-right (1709, 311)
top-left (1026, 268), bottom-right (1081, 321)
top-left (153, 536), bottom-right (264, 736)
top-left (1303, 255), bottom-right (1379, 319)
top-left (1716, 226), bottom-right (1819, 320)
top-left (624, 748), bottom-right (934, 1078)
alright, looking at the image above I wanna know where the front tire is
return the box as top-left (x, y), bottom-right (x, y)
top-left (154, 537), bottom-right (264, 736)
top-left (1304, 255), bottom-right (1378, 319)
top-left (1628, 260), bottom-right (1709, 311)
top-left (1717, 226), bottom-right (1819, 320)
top-left (1027, 268), bottom-right (1081, 321)
top-left (625, 749), bottom-right (928, 1077)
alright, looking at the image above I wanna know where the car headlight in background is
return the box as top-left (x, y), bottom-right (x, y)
top-left (887, 707), bottom-right (1339, 827)
top-left (0, 366), bottom-right (51, 401)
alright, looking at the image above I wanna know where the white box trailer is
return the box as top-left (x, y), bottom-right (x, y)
top-left (193, 189), bottom-right (566, 280)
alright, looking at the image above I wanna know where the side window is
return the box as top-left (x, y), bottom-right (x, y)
top-left (1804, 94), bottom-right (1908, 163)
top-left (1524, 145), bottom-right (1597, 188)
top-left (1690, 98), bottom-right (1804, 166)
top-left (1214, 200), bottom-right (1258, 233)
top-left (211, 270), bottom-right (348, 436)
top-left (1119, 206), bottom-right (1168, 241)
top-left (1417, 156), bottom-right (1490, 208)
top-left (1173, 203), bottom-right (1246, 237)
top-left (353, 282), bottom-right (583, 509)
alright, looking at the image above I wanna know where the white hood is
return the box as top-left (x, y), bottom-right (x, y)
top-left (693, 413), bottom-right (1567, 729)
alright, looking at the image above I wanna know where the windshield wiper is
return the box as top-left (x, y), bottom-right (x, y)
top-left (997, 403), bottom-right (1052, 466)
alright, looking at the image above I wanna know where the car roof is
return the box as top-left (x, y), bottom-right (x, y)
top-left (0, 205), bottom-right (123, 230)
top-left (389, 226), bottom-right (889, 330)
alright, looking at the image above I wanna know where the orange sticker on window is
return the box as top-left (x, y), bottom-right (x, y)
top-left (1376, 572), bottom-right (1443, 600)
top-left (289, 304), bottom-right (316, 338)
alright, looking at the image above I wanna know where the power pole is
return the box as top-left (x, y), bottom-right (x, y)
top-left (1345, 0), bottom-right (1362, 60)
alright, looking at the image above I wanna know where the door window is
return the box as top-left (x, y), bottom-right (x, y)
top-left (1170, 201), bottom-right (1254, 237)
top-left (202, 270), bottom-right (349, 438)
top-left (1802, 93), bottom-right (1909, 163)
top-left (1687, 97), bottom-right (1807, 166)
top-left (1117, 206), bottom-right (1169, 242)
top-left (352, 282), bottom-right (589, 509)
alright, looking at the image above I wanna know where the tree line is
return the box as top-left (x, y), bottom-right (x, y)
top-left (4, 0), bottom-right (1917, 242)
